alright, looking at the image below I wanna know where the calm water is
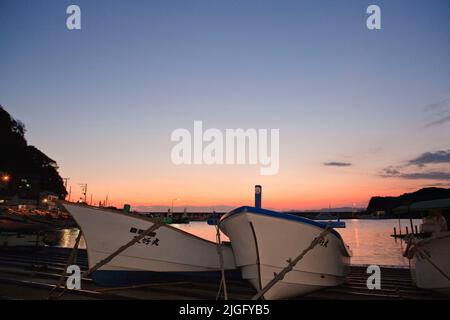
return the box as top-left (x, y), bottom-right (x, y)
top-left (57, 219), bottom-right (421, 267)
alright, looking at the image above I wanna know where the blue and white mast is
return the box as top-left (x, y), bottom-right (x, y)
top-left (255, 185), bottom-right (262, 209)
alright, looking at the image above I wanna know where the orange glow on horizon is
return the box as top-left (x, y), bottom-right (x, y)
top-left (64, 173), bottom-right (427, 212)
top-left (60, 147), bottom-right (433, 212)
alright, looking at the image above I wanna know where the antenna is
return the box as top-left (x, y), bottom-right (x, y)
top-left (63, 178), bottom-right (70, 189)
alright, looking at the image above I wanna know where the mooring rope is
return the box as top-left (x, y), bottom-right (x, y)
top-left (215, 223), bottom-right (228, 300)
top-left (251, 224), bottom-right (332, 300)
top-left (419, 249), bottom-right (450, 281)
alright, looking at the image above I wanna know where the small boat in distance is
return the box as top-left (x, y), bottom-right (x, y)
top-left (220, 186), bottom-right (351, 299)
top-left (313, 212), bottom-right (346, 228)
top-left (62, 202), bottom-right (237, 285)
top-left (314, 212), bottom-right (337, 220)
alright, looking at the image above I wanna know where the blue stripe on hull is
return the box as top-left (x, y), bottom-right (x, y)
top-left (91, 269), bottom-right (241, 286)
top-left (220, 206), bottom-right (342, 239)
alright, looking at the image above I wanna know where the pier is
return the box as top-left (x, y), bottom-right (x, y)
top-left (0, 246), bottom-right (447, 300)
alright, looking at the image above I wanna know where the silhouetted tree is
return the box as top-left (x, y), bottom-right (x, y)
top-left (0, 105), bottom-right (67, 199)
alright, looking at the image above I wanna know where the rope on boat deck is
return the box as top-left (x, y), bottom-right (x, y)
top-left (215, 224), bottom-right (228, 300)
top-left (251, 224), bottom-right (333, 300)
top-left (420, 251), bottom-right (450, 281)
top-left (53, 221), bottom-right (164, 299)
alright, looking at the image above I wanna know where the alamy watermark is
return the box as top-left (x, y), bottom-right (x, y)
top-left (66, 265), bottom-right (81, 290)
top-left (170, 121), bottom-right (280, 175)
top-left (366, 265), bottom-right (381, 290)
top-left (66, 5), bottom-right (81, 30)
top-left (65, 4), bottom-right (381, 31)
top-left (366, 5), bottom-right (381, 30)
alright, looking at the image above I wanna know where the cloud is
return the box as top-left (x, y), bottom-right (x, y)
top-left (380, 147), bottom-right (450, 181)
top-left (323, 162), bottom-right (352, 167)
top-left (380, 168), bottom-right (450, 181)
top-left (380, 166), bottom-right (401, 177)
top-left (424, 98), bottom-right (450, 127)
top-left (424, 182), bottom-right (450, 187)
top-left (426, 115), bottom-right (450, 127)
top-left (400, 171), bottom-right (450, 180)
top-left (408, 150), bottom-right (450, 167)
top-left (424, 98), bottom-right (450, 113)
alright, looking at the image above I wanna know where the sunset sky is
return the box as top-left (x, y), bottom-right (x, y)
top-left (1, 0), bottom-right (449, 211)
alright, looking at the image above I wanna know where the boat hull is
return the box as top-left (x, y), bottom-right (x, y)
top-left (220, 206), bottom-right (351, 299)
top-left (62, 203), bottom-right (236, 285)
top-left (407, 232), bottom-right (450, 295)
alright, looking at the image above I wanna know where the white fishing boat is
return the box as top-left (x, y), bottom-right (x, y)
top-left (404, 231), bottom-right (450, 295)
top-left (401, 198), bottom-right (450, 295)
top-left (219, 186), bottom-right (351, 299)
top-left (62, 202), bottom-right (236, 285)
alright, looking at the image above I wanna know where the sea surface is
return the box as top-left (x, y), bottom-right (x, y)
top-left (57, 219), bottom-right (422, 267)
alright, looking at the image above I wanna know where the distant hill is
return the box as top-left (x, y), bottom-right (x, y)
top-left (0, 106), bottom-right (67, 199)
top-left (301, 207), bottom-right (365, 213)
top-left (366, 188), bottom-right (450, 216)
top-left (133, 205), bottom-right (235, 213)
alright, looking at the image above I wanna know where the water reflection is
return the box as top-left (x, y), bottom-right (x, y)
top-left (337, 219), bottom-right (419, 266)
top-left (57, 219), bottom-right (421, 267)
top-left (58, 228), bottom-right (86, 249)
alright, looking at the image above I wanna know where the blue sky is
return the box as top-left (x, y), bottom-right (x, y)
top-left (1, 0), bottom-right (449, 209)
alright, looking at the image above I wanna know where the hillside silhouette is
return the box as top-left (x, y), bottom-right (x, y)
top-left (367, 187), bottom-right (450, 216)
top-left (0, 106), bottom-right (67, 199)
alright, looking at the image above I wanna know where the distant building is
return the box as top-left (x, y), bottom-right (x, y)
top-left (40, 192), bottom-right (59, 210)
top-left (375, 210), bottom-right (385, 218)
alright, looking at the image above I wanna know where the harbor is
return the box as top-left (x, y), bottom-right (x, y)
top-left (1, 184), bottom-right (450, 300)
top-left (0, 246), bottom-right (447, 300)
top-left (1, 180), bottom-right (450, 300)
top-left (0, 196), bottom-right (449, 300)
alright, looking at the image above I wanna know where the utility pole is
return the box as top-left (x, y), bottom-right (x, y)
top-left (79, 183), bottom-right (87, 203)
top-left (63, 178), bottom-right (70, 189)
top-left (63, 178), bottom-right (70, 200)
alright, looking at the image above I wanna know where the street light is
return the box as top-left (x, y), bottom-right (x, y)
top-left (1, 175), bottom-right (10, 183)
